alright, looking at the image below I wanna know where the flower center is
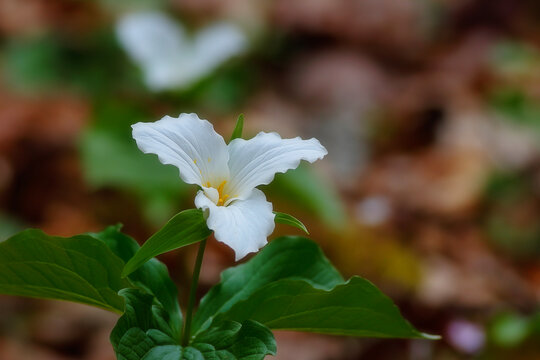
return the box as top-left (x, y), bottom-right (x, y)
top-left (216, 180), bottom-right (230, 206)
top-left (203, 180), bottom-right (235, 206)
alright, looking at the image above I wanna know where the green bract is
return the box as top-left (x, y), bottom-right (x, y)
top-left (273, 212), bottom-right (309, 234)
top-left (122, 209), bottom-right (212, 277)
top-left (229, 113), bottom-right (244, 142)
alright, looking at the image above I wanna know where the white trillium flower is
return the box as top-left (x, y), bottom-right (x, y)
top-left (116, 12), bottom-right (247, 91)
top-left (132, 113), bottom-right (327, 260)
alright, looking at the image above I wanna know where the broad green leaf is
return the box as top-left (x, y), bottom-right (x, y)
top-left (193, 236), bottom-right (343, 334)
top-left (0, 229), bottom-right (130, 313)
top-left (112, 289), bottom-right (275, 360)
top-left (273, 211), bottom-right (309, 234)
top-left (91, 225), bottom-right (183, 338)
top-left (268, 165), bottom-right (347, 229)
top-left (111, 289), bottom-right (177, 360)
top-left (212, 277), bottom-right (437, 339)
top-left (195, 236), bottom-right (438, 340)
top-left (229, 114), bottom-right (244, 141)
top-left (123, 209), bottom-right (211, 277)
top-left (192, 319), bottom-right (276, 359)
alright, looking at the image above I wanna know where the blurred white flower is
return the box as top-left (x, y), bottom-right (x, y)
top-left (132, 113), bottom-right (327, 259)
top-left (116, 12), bottom-right (247, 91)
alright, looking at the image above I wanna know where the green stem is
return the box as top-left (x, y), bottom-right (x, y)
top-left (182, 238), bottom-right (207, 346)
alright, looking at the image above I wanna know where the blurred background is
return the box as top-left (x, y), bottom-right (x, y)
top-left (0, 0), bottom-right (539, 359)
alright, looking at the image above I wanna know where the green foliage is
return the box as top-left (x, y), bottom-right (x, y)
top-left (2, 36), bottom-right (63, 91)
top-left (176, 61), bottom-right (258, 113)
top-left (80, 100), bottom-right (190, 225)
top-left (192, 319), bottom-right (276, 359)
top-left (230, 114), bottom-right (244, 142)
top-left (99, 0), bottom-right (167, 14)
top-left (194, 237), bottom-right (434, 339)
top-left (0, 229), bottom-right (130, 313)
top-left (491, 40), bottom-right (540, 75)
top-left (267, 165), bottom-right (347, 229)
top-left (490, 312), bottom-right (532, 348)
top-left (91, 225), bottom-right (183, 338)
top-left (0, 227), bottom-right (436, 360)
top-left (273, 211), bottom-right (309, 234)
top-left (211, 276), bottom-right (435, 339)
top-left (484, 171), bottom-right (529, 202)
top-left (193, 236), bottom-right (343, 335)
top-left (122, 210), bottom-right (212, 277)
top-left (111, 289), bottom-right (276, 360)
top-left (2, 32), bottom-right (140, 95)
top-left (483, 172), bottom-right (540, 259)
top-left (110, 288), bottom-right (178, 360)
top-left (489, 89), bottom-right (540, 131)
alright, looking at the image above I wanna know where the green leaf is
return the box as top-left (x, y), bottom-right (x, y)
top-left (212, 277), bottom-right (436, 339)
top-left (193, 319), bottom-right (276, 359)
top-left (229, 114), bottom-right (244, 142)
top-left (193, 236), bottom-right (343, 334)
top-left (91, 225), bottom-right (183, 338)
top-left (273, 211), bottom-right (309, 234)
top-left (112, 289), bottom-right (275, 360)
top-left (122, 209), bottom-right (212, 277)
top-left (0, 229), bottom-right (131, 314)
top-left (195, 236), bottom-right (438, 340)
top-left (111, 289), bottom-right (178, 360)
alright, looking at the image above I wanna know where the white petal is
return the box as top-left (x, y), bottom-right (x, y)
top-left (192, 22), bottom-right (247, 72)
top-left (116, 13), bottom-right (247, 91)
top-left (115, 12), bottom-right (186, 66)
top-left (227, 132), bottom-right (327, 198)
top-left (115, 12), bottom-right (188, 91)
top-left (195, 189), bottom-right (275, 261)
top-left (132, 113), bottom-right (229, 186)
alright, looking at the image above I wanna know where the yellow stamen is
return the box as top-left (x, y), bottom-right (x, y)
top-left (193, 159), bottom-right (197, 164)
top-left (216, 180), bottom-right (229, 206)
top-left (208, 157), bottom-right (211, 162)
top-left (217, 194), bottom-right (230, 206)
top-left (217, 180), bottom-right (227, 194)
